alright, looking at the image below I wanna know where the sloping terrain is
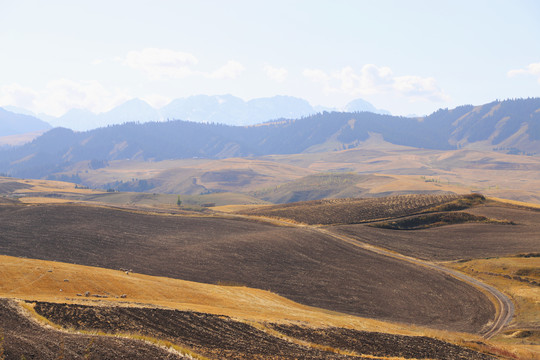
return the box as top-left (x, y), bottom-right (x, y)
top-left (239, 193), bottom-right (463, 224)
top-left (334, 204), bottom-right (540, 261)
top-left (0, 254), bottom-right (408, 329)
top-left (370, 211), bottom-right (512, 230)
top-left (249, 173), bottom-right (396, 203)
top-left (0, 255), bottom-right (517, 359)
top-left (40, 147), bottom-right (540, 205)
top-left (269, 324), bottom-right (495, 360)
top-left (0, 201), bottom-right (495, 332)
top-left (30, 301), bottom-right (497, 360)
top-left (31, 302), bottom-right (352, 360)
top-left (0, 107), bottom-right (51, 137)
top-left (0, 299), bottom-right (185, 360)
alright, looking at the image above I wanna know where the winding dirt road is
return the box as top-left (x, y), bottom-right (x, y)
top-left (226, 211), bottom-right (515, 337)
top-left (312, 226), bottom-right (514, 339)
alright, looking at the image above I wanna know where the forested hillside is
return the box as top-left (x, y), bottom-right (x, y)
top-left (1, 98), bottom-right (538, 179)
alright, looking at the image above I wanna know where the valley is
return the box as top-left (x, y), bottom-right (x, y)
top-left (1, 99), bottom-right (539, 359)
top-left (2, 1), bottom-right (539, 357)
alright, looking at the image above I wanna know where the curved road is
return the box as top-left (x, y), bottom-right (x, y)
top-left (223, 212), bottom-right (514, 338)
top-left (313, 227), bottom-right (514, 339)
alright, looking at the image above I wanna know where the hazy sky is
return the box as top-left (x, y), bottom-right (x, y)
top-left (1, 0), bottom-right (539, 117)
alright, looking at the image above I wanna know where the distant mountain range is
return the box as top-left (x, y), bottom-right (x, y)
top-left (0, 108), bottom-right (51, 137)
top-left (0, 98), bottom-right (538, 179)
top-left (2, 95), bottom-right (390, 132)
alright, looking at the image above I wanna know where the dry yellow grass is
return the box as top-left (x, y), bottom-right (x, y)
top-left (488, 197), bottom-right (540, 209)
top-left (9, 178), bottom-right (103, 195)
top-left (18, 197), bottom-right (75, 204)
top-left (366, 174), bottom-right (470, 195)
top-left (212, 204), bottom-right (272, 213)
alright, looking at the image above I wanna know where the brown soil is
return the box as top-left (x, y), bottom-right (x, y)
top-left (0, 299), bottom-right (186, 359)
top-left (269, 324), bottom-right (496, 360)
top-left (31, 301), bottom-right (498, 360)
top-left (0, 202), bottom-right (494, 332)
top-left (334, 205), bottom-right (540, 261)
top-left (32, 301), bottom-right (355, 359)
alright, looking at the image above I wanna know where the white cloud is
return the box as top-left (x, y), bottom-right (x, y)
top-left (303, 68), bottom-right (335, 93)
top-left (264, 65), bottom-right (287, 82)
top-left (357, 64), bottom-right (394, 93)
top-left (122, 48), bottom-right (244, 80)
top-left (393, 75), bottom-right (449, 101)
top-left (0, 83), bottom-right (39, 111)
top-left (303, 68), bottom-right (331, 83)
top-left (508, 62), bottom-right (540, 83)
top-left (1, 80), bottom-right (130, 116)
top-left (303, 64), bottom-right (448, 102)
top-left (206, 60), bottom-right (245, 79)
top-left (123, 48), bottom-right (199, 79)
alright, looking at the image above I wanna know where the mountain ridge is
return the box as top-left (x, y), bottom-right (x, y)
top-left (5, 95), bottom-right (390, 131)
top-left (0, 98), bottom-right (538, 179)
top-left (0, 107), bottom-right (52, 138)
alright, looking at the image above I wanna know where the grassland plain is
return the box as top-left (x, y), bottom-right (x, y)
top-left (0, 200), bottom-right (495, 333)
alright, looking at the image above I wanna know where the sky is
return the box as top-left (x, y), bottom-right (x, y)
top-left (1, 0), bottom-right (540, 117)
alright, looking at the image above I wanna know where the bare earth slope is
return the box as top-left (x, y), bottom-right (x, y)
top-left (0, 202), bottom-right (493, 333)
top-left (0, 299), bottom-right (185, 359)
top-left (31, 301), bottom-right (496, 360)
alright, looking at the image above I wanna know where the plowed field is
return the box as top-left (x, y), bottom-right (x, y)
top-left (32, 301), bottom-right (497, 360)
top-left (238, 193), bottom-right (462, 224)
top-left (0, 202), bottom-right (494, 332)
